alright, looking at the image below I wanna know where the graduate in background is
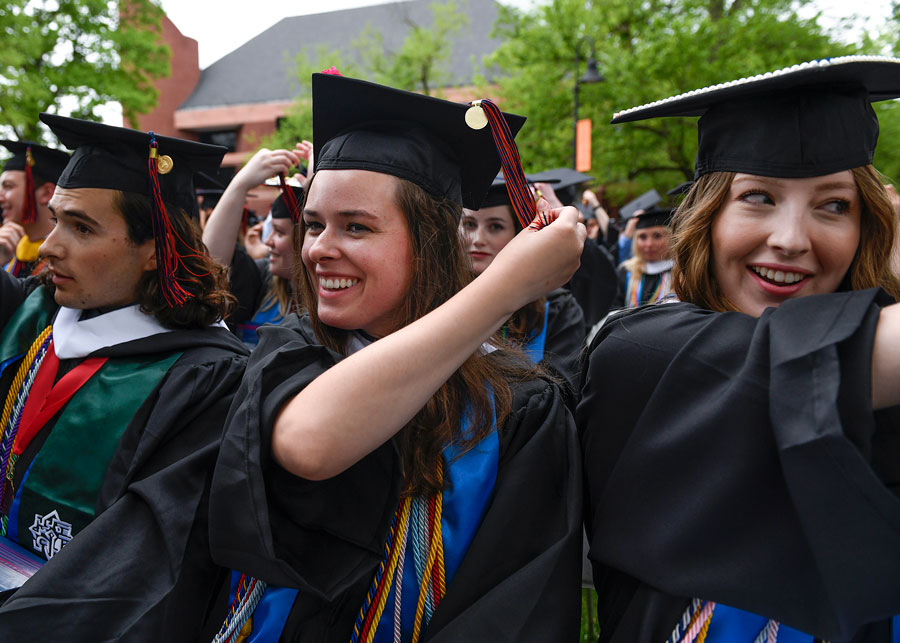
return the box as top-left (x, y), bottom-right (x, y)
top-left (460, 174), bottom-right (587, 394)
top-left (612, 206), bottom-right (676, 309)
top-left (0, 141), bottom-right (69, 278)
top-left (530, 168), bottom-right (618, 328)
top-left (579, 56), bottom-right (900, 643)
top-left (209, 72), bottom-right (585, 642)
top-left (203, 146), bottom-right (308, 346)
top-left (0, 116), bottom-right (248, 640)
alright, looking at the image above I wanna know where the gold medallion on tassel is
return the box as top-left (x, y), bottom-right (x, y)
top-left (465, 103), bottom-right (488, 130)
top-left (156, 155), bottom-right (174, 175)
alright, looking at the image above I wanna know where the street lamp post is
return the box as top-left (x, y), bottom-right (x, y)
top-left (573, 36), bottom-right (604, 169)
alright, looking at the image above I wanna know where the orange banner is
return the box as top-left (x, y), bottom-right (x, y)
top-left (576, 119), bottom-right (592, 172)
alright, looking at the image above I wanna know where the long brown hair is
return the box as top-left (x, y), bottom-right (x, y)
top-left (672, 166), bottom-right (900, 311)
top-left (257, 274), bottom-right (293, 317)
top-left (294, 172), bottom-right (536, 496)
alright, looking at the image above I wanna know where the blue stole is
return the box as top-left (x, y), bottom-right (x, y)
top-left (232, 401), bottom-right (500, 643)
top-left (704, 603), bottom-right (825, 642)
top-left (237, 305), bottom-right (285, 347)
top-left (522, 302), bottom-right (550, 364)
top-left (224, 572), bottom-right (297, 643)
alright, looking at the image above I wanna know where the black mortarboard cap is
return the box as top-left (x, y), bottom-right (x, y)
top-left (40, 113), bottom-right (227, 307)
top-left (620, 189), bottom-right (661, 219)
top-left (39, 113), bottom-right (227, 216)
top-left (271, 184), bottom-right (304, 220)
top-left (312, 73), bottom-right (526, 210)
top-left (667, 181), bottom-right (693, 197)
top-left (611, 56), bottom-right (900, 179)
top-left (479, 173), bottom-right (542, 209)
top-left (634, 206), bottom-right (674, 229)
top-left (528, 168), bottom-right (594, 191)
top-left (194, 171), bottom-right (226, 192)
top-left (0, 140), bottom-right (70, 183)
top-left (528, 167), bottom-right (594, 207)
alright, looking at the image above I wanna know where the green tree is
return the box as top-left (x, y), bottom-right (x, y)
top-left (0, 0), bottom-right (170, 142)
top-left (483, 0), bottom-right (860, 201)
top-left (264, 0), bottom-right (468, 151)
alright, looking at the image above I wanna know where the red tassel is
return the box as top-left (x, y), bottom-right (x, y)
top-left (241, 205), bottom-right (249, 235)
top-left (147, 132), bottom-right (197, 308)
top-left (470, 100), bottom-right (541, 230)
top-left (22, 146), bottom-right (37, 225)
top-left (279, 173), bottom-right (302, 223)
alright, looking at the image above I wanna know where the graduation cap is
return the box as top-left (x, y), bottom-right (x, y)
top-left (620, 189), bottom-right (661, 219)
top-left (271, 184), bottom-right (304, 220)
top-left (0, 140), bottom-right (70, 224)
top-left (312, 73), bottom-right (527, 214)
top-left (264, 175), bottom-right (304, 222)
top-left (611, 56), bottom-right (900, 179)
top-left (194, 171), bottom-right (226, 191)
top-left (634, 206), bottom-right (674, 229)
top-left (479, 173), bottom-right (545, 210)
top-left (528, 167), bottom-right (594, 205)
top-left (667, 181), bottom-right (693, 197)
top-left (40, 113), bottom-right (228, 307)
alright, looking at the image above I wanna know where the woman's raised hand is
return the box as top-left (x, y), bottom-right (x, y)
top-left (482, 203), bottom-right (586, 310)
top-left (233, 147), bottom-right (302, 191)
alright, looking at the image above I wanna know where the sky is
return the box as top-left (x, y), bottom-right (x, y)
top-left (160, 0), bottom-right (895, 70)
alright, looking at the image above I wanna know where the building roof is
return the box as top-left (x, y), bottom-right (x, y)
top-left (179, 0), bottom-right (502, 111)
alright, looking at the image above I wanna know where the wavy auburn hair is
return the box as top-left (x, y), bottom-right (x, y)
top-left (117, 191), bottom-right (235, 328)
top-left (294, 172), bottom-right (537, 497)
top-left (672, 166), bottom-right (900, 311)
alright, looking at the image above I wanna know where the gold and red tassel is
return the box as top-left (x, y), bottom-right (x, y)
top-left (147, 132), bottom-right (195, 307)
top-left (279, 173), bottom-right (302, 223)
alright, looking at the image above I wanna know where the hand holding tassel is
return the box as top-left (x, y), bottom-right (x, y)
top-left (482, 204), bottom-right (586, 309)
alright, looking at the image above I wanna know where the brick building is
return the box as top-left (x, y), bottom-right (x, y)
top-left (131, 0), bottom-right (503, 196)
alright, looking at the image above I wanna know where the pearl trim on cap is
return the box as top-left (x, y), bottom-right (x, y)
top-left (612, 55), bottom-right (900, 120)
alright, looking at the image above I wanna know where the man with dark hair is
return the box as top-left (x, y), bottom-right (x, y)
top-left (0, 115), bottom-right (248, 640)
top-left (0, 140), bottom-right (70, 277)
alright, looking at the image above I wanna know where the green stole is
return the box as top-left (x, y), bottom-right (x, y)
top-left (0, 287), bottom-right (182, 559)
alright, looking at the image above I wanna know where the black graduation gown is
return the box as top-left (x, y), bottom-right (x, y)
top-left (210, 314), bottom-right (583, 642)
top-left (577, 289), bottom-right (900, 642)
top-left (540, 288), bottom-right (587, 397)
top-left (566, 240), bottom-right (617, 328)
top-left (227, 242), bottom-right (267, 328)
top-left (0, 278), bottom-right (249, 641)
top-left (612, 264), bottom-right (673, 309)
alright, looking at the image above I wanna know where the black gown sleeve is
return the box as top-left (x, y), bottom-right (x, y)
top-left (0, 346), bottom-right (248, 641)
top-left (578, 289), bottom-right (900, 642)
top-left (612, 265), bottom-right (627, 310)
top-left (226, 243), bottom-right (266, 328)
top-left (209, 316), bottom-right (403, 600)
top-left (565, 240), bottom-right (617, 328)
top-left (542, 289), bottom-right (587, 397)
top-left (424, 377), bottom-right (583, 642)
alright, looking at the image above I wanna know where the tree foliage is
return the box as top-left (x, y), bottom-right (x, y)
top-left (0, 0), bottom-right (170, 142)
top-left (264, 0), bottom-right (468, 151)
top-left (266, 0), bottom-right (900, 196)
top-left (482, 0), bottom-right (872, 201)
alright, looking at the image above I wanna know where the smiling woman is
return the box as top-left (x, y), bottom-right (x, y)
top-left (207, 72), bottom-right (586, 642)
top-left (579, 56), bottom-right (900, 643)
